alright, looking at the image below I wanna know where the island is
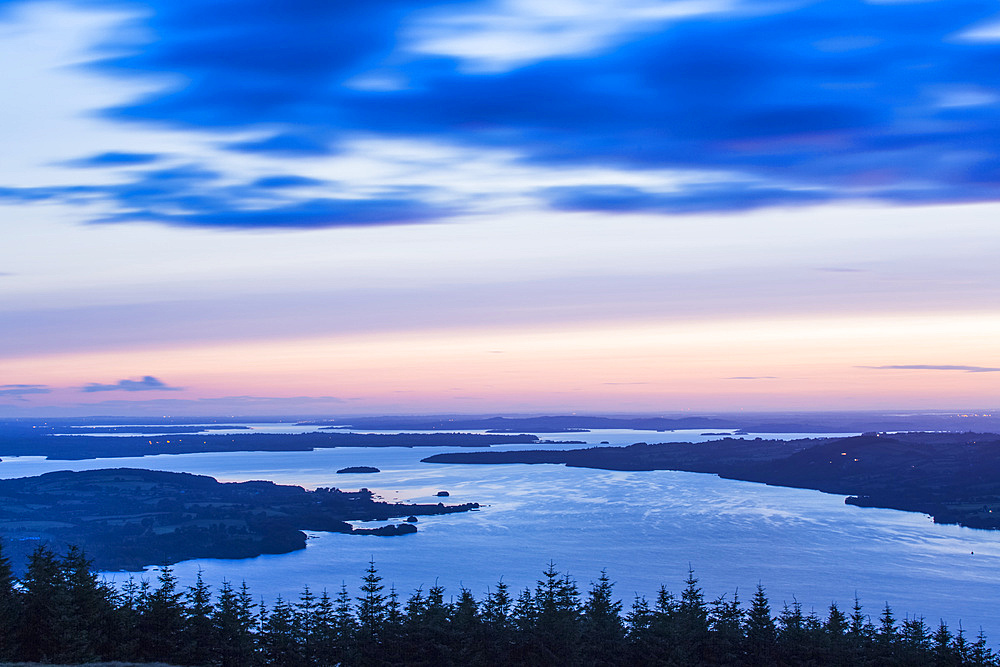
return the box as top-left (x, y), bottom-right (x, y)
top-left (423, 432), bottom-right (1000, 530)
top-left (0, 468), bottom-right (479, 573)
top-left (336, 466), bottom-right (380, 474)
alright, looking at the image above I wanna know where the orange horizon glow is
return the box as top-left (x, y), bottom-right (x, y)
top-left (4, 309), bottom-right (998, 414)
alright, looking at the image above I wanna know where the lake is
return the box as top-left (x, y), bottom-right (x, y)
top-left (2, 426), bottom-right (999, 639)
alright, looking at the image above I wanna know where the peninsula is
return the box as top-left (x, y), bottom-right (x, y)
top-left (423, 432), bottom-right (1000, 529)
top-left (0, 468), bottom-right (479, 572)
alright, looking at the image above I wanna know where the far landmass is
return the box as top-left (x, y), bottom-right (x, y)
top-left (423, 432), bottom-right (1000, 530)
top-left (0, 429), bottom-right (539, 460)
top-left (301, 411), bottom-right (1000, 434)
top-left (0, 468), bottom-right (479, 572)
top-left (337, 466), bottom-right (380, 473)
top-left (58, 425), bottom-right (252, 434)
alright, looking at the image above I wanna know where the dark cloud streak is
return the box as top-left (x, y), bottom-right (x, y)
top-left (0, 384), bottom-right (51, 397)
top-left (81, 376), bottom-right (182, 392)
top-left (96, 195), bottom-right (449, 229)
top-left (0, 168), bottom-right (446, 229)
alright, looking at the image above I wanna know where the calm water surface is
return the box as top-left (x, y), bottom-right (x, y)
top-left (3, 427), bottom-right (998, 638)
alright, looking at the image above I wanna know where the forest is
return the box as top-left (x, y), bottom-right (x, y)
top-left (0, 543), bottom-right (995, 666)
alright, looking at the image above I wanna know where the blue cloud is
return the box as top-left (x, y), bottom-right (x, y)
top-left (96, 0), bottom-right (424, 128)
top-left (0, 186), bottom-right (59, 202)
top-left (0, 161), bottom-right (444, 229)
top-left (81, 376), bottom-right (182, 392)
top-left (68, 151), bottom-right (161, 167)
top-left (98, 196), bottom-right (450, 229)
top-left (228, 132), bottom-right (334, 156)
top-left (7, 0), bottom-right (1000, 225)
top-left (0, 384), bottom-right (51, 397)
top-left (252, 175), bottom-right (326, 189)
top-left (543, 184), bottom-right (831, 214)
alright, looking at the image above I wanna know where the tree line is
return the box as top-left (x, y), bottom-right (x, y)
top-left (0, 542), bottom-right (995, 666)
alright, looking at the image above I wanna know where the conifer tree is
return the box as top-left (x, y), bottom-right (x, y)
top-left (639, 584), bottom-right (677, 662)
top-left (61, 546), bottom-right (116, 662)
top-left (0, 541), bottom-right (18, 661)
top-left (970, 628), bottom-right (997, 667)
top-left (424, 582), bottom-right (451, 631)
top-left (581, 570), bottom-right (625, 666)
top-left (900, 614), bottom-right (931, 662)
top-left (679, 567), bottom-right (709, 632)
top-left (452, 586), bottom-right (479, 630)
top-left (295, 586), bottom-right (317, 665)
top-left (823, 602), bottom-right (849, 664)
top-left (848, 594), bottom-right (873, 663)
top-left (309, 590), bottom-right (338, 667)
top-left (626, 594), bottom-right (651, 634)
top-left (409, 582), bottom-right (453, 664)
top-left (332, 582), bottom-right (357, 664)
top-left (512, 586), bottom-right (538, 634)
top-left (385, 584), bottom-right (403, 635)
top-left (451, 587), bottom-right (482, 663)
top-left (625, 594), bottom-right (654, 664)
top-left (213, 580), bottom-right (258, 667)
top-left (875, 602), bottom-right (898, 663)
top-left (953, 625), bottom-right (971, 664)
top-left (16, 545), bottom-right (72, 662)
top-left (482, 580), bottom-right (512, 629)
top-left (825, 602), bottom-right (848, 638)
top-left (932, 620), bottom-right (958, 667)
top-left (261, 595), bottom-right (303, 666)
top-left (672, 567), bottom-right (710, 662)
top-left (709, 591), bottom-right (744, 664)
top-left (532, 563), bottom-right (582, 664)
top-left (137, 566), bottom-right (187, 664)
top-left (378, 584), bottom-right (406, 664)
top-left (182, 570), bottom-right (214, 666)
top-left (356, 560), bottom-right (388, 662)
top-left (777, 598), bottom-right (808, 664)
top-left (110, 576), bottom-right (144, 662)
top-left (744, 584), bottom-right (776, 666)
top-left (482, 580), bottom-right (514, 662)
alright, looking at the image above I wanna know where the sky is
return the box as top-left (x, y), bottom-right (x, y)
top-left (1, 0), bottom-right (999, 417)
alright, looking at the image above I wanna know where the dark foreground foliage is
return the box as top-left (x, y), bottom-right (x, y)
top-left (0, 542), bottom-right (994, 666)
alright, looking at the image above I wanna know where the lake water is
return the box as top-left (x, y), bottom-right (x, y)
top-left (3, 426), bottom-right (999, 639)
